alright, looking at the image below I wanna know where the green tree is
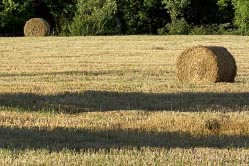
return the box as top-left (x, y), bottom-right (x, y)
top-left (162, 0), bottom-right (190, 23)
top-left (217, 0), bottom-right (234, 24)
top-left (162, 0), bottom-right (190, 34)
top-left (0, 0), bottom-right (31, 36)
top-left (231, 0), bottom-right (249, 34)
top-left (116, 0), bottom-right (168, 34)
top-left (68, 0), bottom-right (117, 36)
top-left (42, 0), bottom-right (77, 35)
top-left (116, 0), bottom-right (148, 34)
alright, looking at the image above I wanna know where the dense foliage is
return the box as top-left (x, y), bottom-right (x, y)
top-left (68, 0), bottom-right (117, 36)
top-left (0, 0), bottom-right (248, 36)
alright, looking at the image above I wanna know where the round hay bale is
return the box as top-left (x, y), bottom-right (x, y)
top-left (176, 45), bottom-right (237, 83)
top-left (24, 18), bottom-right (50, 37)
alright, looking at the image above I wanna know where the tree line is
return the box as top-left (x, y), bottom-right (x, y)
top-left (0, 0), bottom-right (249, 36)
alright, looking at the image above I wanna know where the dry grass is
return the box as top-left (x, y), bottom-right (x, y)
top-left (0, 148), bottom-right (248, 165)
top-left (0, 35), bottom-right (249, 165)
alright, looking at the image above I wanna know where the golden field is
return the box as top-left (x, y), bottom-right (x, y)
top-left (0, 36), bottom-right (249, 165)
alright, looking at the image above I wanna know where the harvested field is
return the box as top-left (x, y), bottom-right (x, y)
top-left (0, 36), bottom-right (249, 165)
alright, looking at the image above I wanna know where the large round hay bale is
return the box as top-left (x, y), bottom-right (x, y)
top-left (176, 45), bottom-right (237, 83)
top-left (24, 18), bottom-right (50, 37)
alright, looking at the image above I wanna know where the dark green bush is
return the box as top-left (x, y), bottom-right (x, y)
top-left (0, 0), bottom-right (31, 36)
top-left (116, 0), bottom-right (169, 34)
top-left (158, 18), bottom-right (190, 35)
top-left (68, 0), bottom-right (117, 36)
top-left (232, 0), bottom-right (249, 35)
top-left (190, 23), bottom-right (236, 35)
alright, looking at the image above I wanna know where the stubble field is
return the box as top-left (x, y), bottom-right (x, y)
top-left (0, 36), bottom-right (249, 165)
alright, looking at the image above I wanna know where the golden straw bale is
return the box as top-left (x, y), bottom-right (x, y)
top-left (176, 45), bottom-right (237, 83)
top-left (24, 18), bottom-right (50, 37)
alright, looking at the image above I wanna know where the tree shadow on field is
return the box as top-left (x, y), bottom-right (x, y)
top-left (0, 126), bottom-right (248, 151)
top-left (0, 70), bottom-right (125, 78)
top-left (0, 91), bottom-right (249, 113)
top-left (1, 91), bottom-right (249, 151)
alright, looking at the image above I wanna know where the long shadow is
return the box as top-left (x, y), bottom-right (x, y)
top-left (0, 70), bottom-right (126, 77)
top-left (0, 91), bottom-right (249, 113)
top-left (0, 126), bottom-right (248, 151)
